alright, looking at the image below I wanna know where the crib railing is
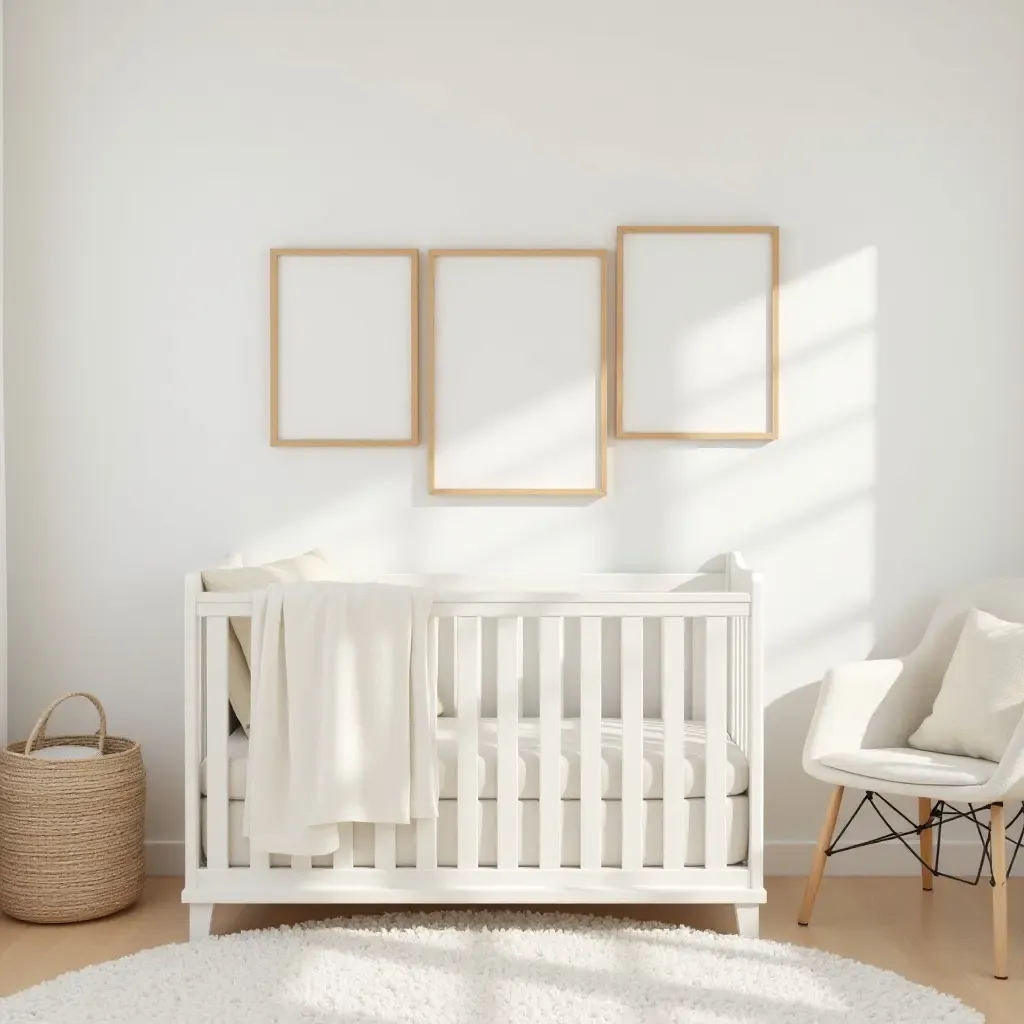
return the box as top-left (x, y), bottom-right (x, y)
top-left (185, 567), bottom-right (763, 903)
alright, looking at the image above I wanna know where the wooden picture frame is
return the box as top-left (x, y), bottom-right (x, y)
top-left (270, 248), bottom-right (419, 446)
top-left (427, 249), bottom-right (608, 497)
top-left (616, 226), bottom-right (780, 441)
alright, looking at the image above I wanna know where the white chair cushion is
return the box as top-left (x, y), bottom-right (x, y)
top-left (909, 608), bottom-right (1024, 762)
top-left (817, 747), bottom-right (998, 787)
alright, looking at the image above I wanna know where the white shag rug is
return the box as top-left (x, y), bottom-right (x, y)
top-left (2, 911), bottom-right (981, 1023)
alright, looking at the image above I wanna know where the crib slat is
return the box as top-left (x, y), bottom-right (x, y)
top-left (333, 823), bottom-right (354, 869)
top-left (739, 618), bottom-right (749, 753)
top-left (374, 824), bottom-right (397, 870)
top-left (620, 617), bottom-right (643, 870)
top-left (436, 616), bottom-right (456, 724)
top-left (579, 617), bottom-right (602, 869)
top-left (496, 617), bottom-right (520, 869)
top-left (704, 616), bottom-right (729, 869)
top-left (205, 616), bottom-right (230, 870)
top-left (661, 617), bottom-right (687, 869)
top-left (184, 590), bottom-right (202, 883)
top-left (691, 619), bottom-right (707, 722)
top-left (731, 619), bottom-right (742, 752)
top-left (417, 620), bottom-right (440, 871)
top-left (747, 579), bottom-right (765, 888)
top-left (727, 619), bottom-right (736, 748)
top-left (539, 617), bottom-right (562, 869)
top-left (457, 617), bottom-right (481, 869)
top-left (416, 817), bottom-right (437, 869)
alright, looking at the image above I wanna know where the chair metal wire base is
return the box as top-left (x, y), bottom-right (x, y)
top-left (826, 793), bottom-right (1024, 885)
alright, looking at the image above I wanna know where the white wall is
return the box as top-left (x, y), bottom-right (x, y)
top-left (5, 0), bottom-right (1024, 872)
top-left (0, 2), bottom-right (7, 746)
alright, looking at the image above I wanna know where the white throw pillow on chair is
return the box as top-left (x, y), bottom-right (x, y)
top-left (909, 608), bottom-right (1024, 763)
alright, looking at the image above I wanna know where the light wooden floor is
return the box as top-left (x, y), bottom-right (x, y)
top-left (0, 876), bottom-right (1020, 1021)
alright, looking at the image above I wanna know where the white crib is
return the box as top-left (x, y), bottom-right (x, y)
top-left (183, 553), bottom-right (764, 940)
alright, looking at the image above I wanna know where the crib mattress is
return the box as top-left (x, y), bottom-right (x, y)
top-left (200, 719), bottom-right (749, 802)
top-left (201, 795), bottom-right (749, 868)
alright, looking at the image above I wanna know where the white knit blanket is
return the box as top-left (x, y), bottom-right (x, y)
top-left (243, 582), bottom-right (438, 857)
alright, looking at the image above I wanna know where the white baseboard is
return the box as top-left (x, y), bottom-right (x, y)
top-left (765, 839), bottom-right (985, 877)
top-left (147, 839), bottom-right (990, 879)
top-left (146, 841), bottom-right (185, 877)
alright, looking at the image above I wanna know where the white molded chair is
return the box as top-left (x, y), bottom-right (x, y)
top-left (799, 578), bottom-right (1024, 979)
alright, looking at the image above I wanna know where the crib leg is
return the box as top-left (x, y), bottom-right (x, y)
top-left (734, 904), bottom-right (760, 940)
top-left (189, 903), bottom-right (215, 940)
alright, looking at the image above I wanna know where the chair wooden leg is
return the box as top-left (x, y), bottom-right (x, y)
top-left (918, 797), bottom-right (934, 891)
top-left (798, 785), bottom-right (844, 926)
top-left (991, 802), bottom-right (1009, 980)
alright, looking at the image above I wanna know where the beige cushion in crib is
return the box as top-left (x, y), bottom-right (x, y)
top-left (201, 550), bottom-right (341, 734)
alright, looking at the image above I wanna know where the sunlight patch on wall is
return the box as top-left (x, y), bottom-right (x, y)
top-left (642, 246), bottom-right (880, 686)
top-left (433, 379), bottom-right (600, 493)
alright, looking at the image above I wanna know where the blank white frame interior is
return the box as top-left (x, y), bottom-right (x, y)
top-left (428, 249), bottom-right (608, 497)
top-left (617, 226), bottom-right (780, 441)
top-left (270, 248), bottom-right (419, 446)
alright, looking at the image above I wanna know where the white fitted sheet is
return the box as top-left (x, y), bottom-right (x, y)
top-left (202, 796), bottom-right (749, 868)
top-left (200, 719), bottom-right (748, 802)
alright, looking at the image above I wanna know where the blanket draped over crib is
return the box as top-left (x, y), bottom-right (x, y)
top-left (243, 582), bottom-right (438, 857)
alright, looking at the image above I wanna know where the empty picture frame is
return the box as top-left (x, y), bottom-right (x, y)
top-left (270, 248), bottom-right (419, 446)
top-left (617, 226), bottom-right (780, 440)
top-left (428, 249), bottom-right (608, 496)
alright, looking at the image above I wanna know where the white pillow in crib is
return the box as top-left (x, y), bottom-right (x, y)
top-left (909, 608), bottom-right (1024, 763)
top-left (202, 550), bottom-right (341, 734)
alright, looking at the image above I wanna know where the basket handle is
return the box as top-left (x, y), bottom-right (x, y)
top-left (24, 692), bottom-right (108, 756)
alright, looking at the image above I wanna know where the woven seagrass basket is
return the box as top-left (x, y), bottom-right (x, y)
top-left (0, 692), bottom-right (146, 923)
